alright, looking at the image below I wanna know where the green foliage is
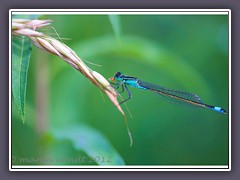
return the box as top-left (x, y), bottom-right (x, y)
top-left (12, 36), bottom-right (32, 122)
top-left (11, 14), bottom-right (42, 122)
top-left (74, 35), bottom-right (209, 94)
top-left (12, 14), bottom-right (229, 166)
top-left (51, 124), bottom-right (125, 165)
top-left (108, 15), bottom-right (121, 39)
top-left (12, 15), bottom-right (126, 165)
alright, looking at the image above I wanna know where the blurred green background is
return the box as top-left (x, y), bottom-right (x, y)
top-left (12, 14), bottom-right (229, 166)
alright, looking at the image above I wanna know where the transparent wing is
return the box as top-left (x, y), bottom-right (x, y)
top-left (139, 80), bottom-right (204, 108)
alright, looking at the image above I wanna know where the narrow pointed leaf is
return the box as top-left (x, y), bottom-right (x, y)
top-left (12, 36), bottom-right (32, 122)
top-left (108, 15), bottom-right (121, 39)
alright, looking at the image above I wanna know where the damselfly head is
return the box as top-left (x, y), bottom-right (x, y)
top-left (115, 72), bottom-right (122, 78)
top-left (110, 72), bottom-right (123, 82)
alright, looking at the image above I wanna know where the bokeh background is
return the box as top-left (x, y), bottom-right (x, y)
top-left (12, 14), bottom-right (229, 166)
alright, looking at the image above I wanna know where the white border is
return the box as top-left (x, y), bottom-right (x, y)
top-left (9, 9), bottom-right (231, 171)
top-left (228, 9), bottom-right (231, 171)
top-left (11, 165), bottom-right (228, 172)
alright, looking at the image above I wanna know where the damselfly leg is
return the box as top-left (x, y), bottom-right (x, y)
top-left (119, 85), bottom-right (132, 104)
top-left (110, 81), bottom-right (131, 103)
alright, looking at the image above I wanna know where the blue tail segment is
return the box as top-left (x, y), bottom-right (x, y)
top-left (211, 106), bottom-right (227, 114)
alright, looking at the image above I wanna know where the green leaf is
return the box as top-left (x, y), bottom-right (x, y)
top-left (75, 35), bottom-right (210, 95)
top-left (12, 36), bottom-right (32, 122)
top-left (51, 124), bottom-right (125, 165)
top-left (108, 15), bottom-right (121, 39)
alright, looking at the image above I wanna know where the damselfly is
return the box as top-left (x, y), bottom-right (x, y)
top-left (110, 72), bottom-right (227, 114)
